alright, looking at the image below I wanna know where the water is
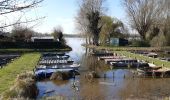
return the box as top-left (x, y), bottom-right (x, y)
top-left (36, 37), bottom-right (170, 100)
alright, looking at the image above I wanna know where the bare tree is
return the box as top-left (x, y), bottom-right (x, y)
top-left (11, 25), bottom-right (35, 42)
top-left (0, 0), bottom-right (43, 29)
top-left (76, 0), bottom-right (106, 45)
top-left (51, 26), bottom-right (66, 44)
top-left (123, 0), bottom-right (164, 41)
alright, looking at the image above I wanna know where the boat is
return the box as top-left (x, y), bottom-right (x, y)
top-left (98, 56), bottom-right (125, 60)
top-left (147, 52), bottom-right (158, 58)
top-left (89, 51), bottom-right (114, 57)
top-left (35, 68), bottom-right (79, 79)
top-left (110, 61), bottom-right (149, 68)
top-left (35, 63), bottom-right (80, 70)
top-left (42, 52), bottom-right (65, 57)
top-left (39, 59), bottom-right (74, 65)
top-left (137, 66), bottom-right (170, 77)
top-left (42, 55), bottom-right (70, 60)
top-left (106, 59), bottom-right (137, 64)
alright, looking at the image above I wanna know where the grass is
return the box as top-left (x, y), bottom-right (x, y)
top-left (0, 53), bottom-right (41, 94)
top-left (0, 48), bottom-right (72, 53)
top-left (84, 44), bottom-right (170, 52)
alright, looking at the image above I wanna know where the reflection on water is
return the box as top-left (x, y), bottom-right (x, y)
top-left (36, 38), bottom-right (170, 100)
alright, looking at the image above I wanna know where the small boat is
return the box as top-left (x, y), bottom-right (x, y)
top-left (110, 61), bottom-right (149, 68)
top-left (42, 52), bottom-right (65, 57)
top-left (90, 52), bottom-right (113, 57)
top-left (35, 63), bottom-right (80, 70)
top-left (147, 52), bottom-right (158, 58)
top-left (42, 55), bottom-right (70, 60)
top-left (98, 56), bottom-right (125, 60)
top-left (39, 59), bottom-right (74, 65)
top-left (160, 58), bottom-right (170, 61)
top-left (106, 59), bottom-right (137, 64)
top-left (35, 69), bottom-right (79, 79)
top-left (137, 66), bottom-right (170, 77)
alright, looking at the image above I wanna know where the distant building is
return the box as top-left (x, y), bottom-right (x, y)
top-left (31, 36), bottom-right (55, 42)
top-left (110, 38), bottom-right (128, 46)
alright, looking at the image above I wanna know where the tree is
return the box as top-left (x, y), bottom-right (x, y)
top-left (0, 0), bottom-right (43, 29)
top-left (100, 16), bottom-right (126, 45)
top-left (76, 0), bottom-right (106, 46)
top-left (51, 26), bottom-right (66, 44)
top-left (123, 0), bottom-right (164, 41)
top-left (11, 25), bottom-right (35, 42)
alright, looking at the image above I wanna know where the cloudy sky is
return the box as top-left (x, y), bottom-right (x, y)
top-left (1, 0), bottom-right (126, 34)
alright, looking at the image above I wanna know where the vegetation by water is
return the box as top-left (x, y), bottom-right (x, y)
top-left (85, 45), bottom-right (170, 52)
top-left (0, 48), bottom-right (72, 53)
top-left (0, 53), bottom-right (40, 94)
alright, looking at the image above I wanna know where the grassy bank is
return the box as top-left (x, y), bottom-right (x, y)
top-left (0, 48), bottom-right (72, 53)
top-left (0, 53), bottom-right (41, 94)
top-left (85, 45), bottom-right (170, 68)
top-left (84, 45), bottom-right (170, 52)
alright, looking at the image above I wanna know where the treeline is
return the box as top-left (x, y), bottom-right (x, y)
top-left (123, 0), bottom-right (170, 47)
top-left (0, 25), bottom-right (69, 49)
top-left (76, 0), bottom-right (170, 47)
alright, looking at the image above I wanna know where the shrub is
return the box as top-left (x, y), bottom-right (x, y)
top-left (1, 72), bottom-right (38, 100)
top-left (130, 40), bottom-right (150, 47)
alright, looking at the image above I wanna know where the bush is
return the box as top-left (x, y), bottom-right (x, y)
top-left (130, 40), bottom-right (150, 47)
top-left (150, 33), bottom-right (167, 47)
top-left (1, 72), bottom-right (38, 100)
top-left (50, 71), bottom-right (73, 80)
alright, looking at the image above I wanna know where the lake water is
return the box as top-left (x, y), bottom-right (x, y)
top-left (36, 38), bottom-right (170, 100)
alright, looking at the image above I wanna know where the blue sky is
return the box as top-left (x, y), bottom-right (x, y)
top-left (32, 0), bottom-right (126, 34)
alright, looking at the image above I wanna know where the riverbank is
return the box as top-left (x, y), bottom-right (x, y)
top-left (84, 45), bottom-right (170, 52)
top-left (0, 53), bottom-right (41, 94)
top-left (85, 45), bottom-right (170, 68)
top-left (0, 48), bottom-right (72, 53)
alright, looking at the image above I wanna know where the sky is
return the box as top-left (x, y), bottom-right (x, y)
top-left (7, 0), bottom-right (126, 34)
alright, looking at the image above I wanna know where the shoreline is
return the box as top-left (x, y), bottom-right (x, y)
top-left (84, 45), bottom-right (170, 68)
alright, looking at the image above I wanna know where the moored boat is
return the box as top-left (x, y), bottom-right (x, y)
top-left (35, 63), bottom-right (80, 70)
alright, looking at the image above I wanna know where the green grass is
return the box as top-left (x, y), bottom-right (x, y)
top-left (0, 53), bottom-right (41, 94)
top-left (0, 48), bottom-right (72, 53)
top-left (84, 44), bottom-right (170, 51)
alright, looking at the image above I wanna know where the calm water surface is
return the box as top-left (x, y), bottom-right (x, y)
top-left (36, 38), bottom-right (170, 100)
